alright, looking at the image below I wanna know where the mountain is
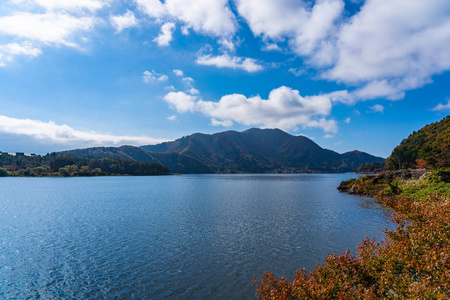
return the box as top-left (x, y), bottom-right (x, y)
top-left (60, 128), bottom-right (384, 173)
top-left (140, 128), bottom-right (385, 173)
top-left (386, 115), bottom-right (450, 170)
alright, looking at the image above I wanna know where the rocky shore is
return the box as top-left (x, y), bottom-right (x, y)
top-left (337, 169), bottom-right (429, 197)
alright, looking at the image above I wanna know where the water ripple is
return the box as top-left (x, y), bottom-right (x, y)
top-left (0, 174), bottom-right (393, 299)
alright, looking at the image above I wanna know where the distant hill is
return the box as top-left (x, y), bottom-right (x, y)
top-left (139, 128), bottom-right (385, 173)
top-left (59, 146), bottom-right (213, 174)
top-left (0, 153), bottom-right (170, 176)
top-left (61, 128), bottom-right (384, 173)
top-left (386, 115), bottom-right (450, 170)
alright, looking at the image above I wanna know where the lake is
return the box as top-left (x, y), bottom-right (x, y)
top-left (0, 174), bottom-right (393, 299)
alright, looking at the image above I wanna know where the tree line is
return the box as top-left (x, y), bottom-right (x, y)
top-left (0, 153), bottom-right (171, 177)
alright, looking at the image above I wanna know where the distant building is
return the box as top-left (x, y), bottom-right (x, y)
top-left (15, 152), bottom-right (25, 156)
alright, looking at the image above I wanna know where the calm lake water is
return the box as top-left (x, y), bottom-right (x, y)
top-left (0, 174), bottom-right (393, 299)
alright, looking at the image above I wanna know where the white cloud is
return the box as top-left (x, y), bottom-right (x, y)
top-left (0, 0), bottom-right (107, 66)
top-left (324, 0), bottom-right (450, 101)
top-left (262, 43), bottom-right (281, 51)
top-left (0, 12), bottom-right (96, 47)
top-left (164, 86), bottom-right (338, 132)
top-left (135, 0), bottom-right (237, 36)
top-left (0, 42), bottom-right (41, 65)
top-left (0, 42), bottom-right (41, 56)
top-left (167, 115), bottom-right (177, 121)
top-left (235, 0), bottom-right (344, 56)
top-left (323, 134), bottom-right (334, 139)
top-left (164, 91), bottom-right (197, 113)
top-left (351, 80), bottom-right (405, 101)
top-left (0, 42), bottom-right (41, 63)
top-left (0, 115), bottom-right (167, 147)
top-left (218, 38), bottom-right (235, 52)
top-left (110, 10), bottom-right (138, 33)
top-left (288, 68), bottom-right (304, 77)
top-left (134, 0), bottom-right (166, 18)
top-left (13, 0), bottom-right (109, 12)
top-left (173, 69), bottom-right (184, 76)
top-left (142, 70), bottom-right (168, 83)
top-left (188, 88), bottom-right (199, 95)
top-left (211, 118), bottom-right (233, 127)
top-left (196, 54), bottom-right (264, 73)
top-left (153, 22), bottom-right (175, 46)
top-left (344, 117), bottom-right (350, 123)
top-left (182, 76), bottom-right (194, 82)
top-left (236, 0), bottom-right (450, 103)
top-left (431, 99), bottom-right (450, 111)
top-left (369, 104), bottom-right (384, 113)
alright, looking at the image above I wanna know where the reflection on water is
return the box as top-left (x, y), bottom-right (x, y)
top-left (0, 174), bottom-right (393, 299)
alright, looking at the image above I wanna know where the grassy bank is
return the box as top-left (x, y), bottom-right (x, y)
top-left (255, 170), bottom-right (450, 299)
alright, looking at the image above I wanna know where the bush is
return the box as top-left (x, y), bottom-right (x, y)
top-left (427, 168), bottom-right (450, 183)
top-left (0, 167), bottom-right (8, 177)
top-left (255, 193), bottom-right (450, 299)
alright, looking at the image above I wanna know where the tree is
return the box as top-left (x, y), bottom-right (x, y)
top-left (0, 167), bottom-right (8, 177)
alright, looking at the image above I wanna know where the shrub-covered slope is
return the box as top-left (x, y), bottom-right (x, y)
top-left (386, 115), bottom-right (450, 169)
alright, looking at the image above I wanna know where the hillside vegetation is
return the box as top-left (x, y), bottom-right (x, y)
top-left (386, 115), bottom-right (450, 170)
top-left (0, 153), bottom-right (170, 177)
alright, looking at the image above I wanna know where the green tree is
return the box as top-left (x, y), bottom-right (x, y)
top-left (0, 167), bottom-right (8, 177)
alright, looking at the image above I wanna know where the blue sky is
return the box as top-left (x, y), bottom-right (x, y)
top-left (0, 0), bottom-right (449, 157)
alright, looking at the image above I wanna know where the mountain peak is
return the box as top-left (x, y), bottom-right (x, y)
top-left (141, 128), bottom-right (384, 173)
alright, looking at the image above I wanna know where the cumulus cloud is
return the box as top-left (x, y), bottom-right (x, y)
top-left (196, 54), bottom-right (264, 73)
top-left (324, 0), bottom-right (450, 101)
top-left (110, 10), bottom-right (138, 33)
top-left (153, 22), bottom-right (175, 46)
top-left (344, 117), bottom-right (350, 124)
top-left (235, 0), bottom-right (344, 56)
top-left (188, 88), bottom-right (199, 95)
top-left (164, 86), bottom-right (338, 132)
top-left (262, 43), bottom-right (281, 51)
top-left (164, 91), bottom-right (197, 113)
top-left (211, 118), bottom-right (233, 127)
top-left (173, 69), bottom-right (184, 76)
top-left (0, 115), bottom-right (167, 148)
top-left (235, 0), bottom-right (450, 103)
top-left (218, 38), bottom-right (235, 52)
top-left (431, 99), bottom-right (450, 111)
top-left (135, 0), bottom-right (237, 36)
top-left (369, 104), bottom-right (384, 113)
top-left (0, 12), bottom-right (96, 47)
top-left (142, 70), bottom-right (168, 83)
top-left (0, 0), bottom-right (108, 66)
top-left (0, 42), bottom-right (41, 65)
top-left (13, 0), bottom-right (109, 12)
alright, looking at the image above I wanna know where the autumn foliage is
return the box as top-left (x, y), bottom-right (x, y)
top-left (255, 193), bottom-right (450, 299)
top-left (386, 115), bottom-right (450, 170)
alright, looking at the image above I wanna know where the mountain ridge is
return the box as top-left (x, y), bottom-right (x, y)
top-left (60, 128), bottom-right (385, 173)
